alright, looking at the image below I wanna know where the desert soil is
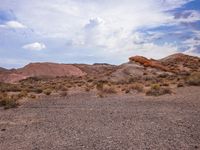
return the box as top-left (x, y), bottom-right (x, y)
top-left (0, 87), bottom-right (200, 150)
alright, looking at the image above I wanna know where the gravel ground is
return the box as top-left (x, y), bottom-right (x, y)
top-left (0, 87), bottom-right (200, 150)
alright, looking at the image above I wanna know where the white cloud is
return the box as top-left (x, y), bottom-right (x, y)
top-left (22, 42), bottom-right (46, 51)
top-left (0, 21), bottom-right (27, 29)
top-left (8, 0), bottom-right (190, 38)
top-left (175, 10), bottom-right (200, 23)
top-left (1, 0), bottom-right (198, 64)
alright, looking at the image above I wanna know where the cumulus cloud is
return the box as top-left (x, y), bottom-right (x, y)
top-left (0, 20), bottom-right (26, 29)
top-left (0, 0), bottom-right (199, 67)
top-left (22, 42), bottom-right (46, 51)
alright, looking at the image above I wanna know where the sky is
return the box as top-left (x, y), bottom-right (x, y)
top-left (0, 0), bottom-right (200, 68)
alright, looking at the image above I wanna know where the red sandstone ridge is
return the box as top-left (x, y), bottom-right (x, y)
top-left (0, 63), bottom-right (87, 83)
top-left (129, 56), bottom-right (170, 72)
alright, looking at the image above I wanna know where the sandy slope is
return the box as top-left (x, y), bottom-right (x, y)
top-left (0, 86), bottom-right (200, 150)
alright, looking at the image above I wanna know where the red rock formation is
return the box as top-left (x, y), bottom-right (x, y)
top-left (129, 56), bottom-right (170, 72)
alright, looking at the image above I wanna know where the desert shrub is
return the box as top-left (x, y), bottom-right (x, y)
top-left (0, 93), bottom-right (19, 109)
top-left (146, 84), bottom-right (172, 96)
top-left (97, 93), bottom-right (104, 98)
top-left (85, 87), bottom-right (90, 92)
top-left (44, 89), bottom-right (52, 95)
top-left (151, 84), bottom-right (160, 90)
top-left (128, 77), bottom-right (138, 83)
top-left (129, 83), bottom-right (144, 92)
top-left (96, 82), bottom-right (104, 91)
top-left (0, 83), bottom-right (21, 92)
top-left (18, 90), bottom-right (28, 98)
top-left (59, 91), bottom-right (68, 97)
top-left (158, 73), bottom-right (169, 78)
top-left (29, 94), bottom-right (36, 99)
top-left (177, 82), bottom-right (184, 87)
top-left (20, 77), bottom-right (41, 83)
top-left (60, 86), bottom-right (68, 91)
top-left (96, 83), bottom-right (117, 98)
top-left (87, 79), bottom-right (94, 83)
top-left (77, 83), bottom-right (82, 87)
top-left (102, 85), bottom-right (117, 94)
top-left (161, 82), bottom-right (169, 87)
top-left (125, 89), bottom-right (130, 94)
top-left (32, 88), bottom-right (43, 94)
top-left (187, 72), bottom-right (200, 86)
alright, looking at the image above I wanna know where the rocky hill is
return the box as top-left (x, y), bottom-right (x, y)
top-left (159, 53), bottom-right (200, 73)
top-left (0, 53), bottom-right (199, 83)
top-left (0, 67), bottom-right (7, 72)
top-left (0, 63), bottom-right (86, 83)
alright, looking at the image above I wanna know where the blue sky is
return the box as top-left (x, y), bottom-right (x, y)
top-left (0, 0), bottom-right (200, 68)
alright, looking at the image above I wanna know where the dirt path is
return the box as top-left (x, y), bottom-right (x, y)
top-left (0, 87), bottom-right (200, 150)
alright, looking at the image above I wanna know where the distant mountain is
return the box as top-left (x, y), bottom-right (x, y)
top-left (0, 67), bottom-right (7, 72)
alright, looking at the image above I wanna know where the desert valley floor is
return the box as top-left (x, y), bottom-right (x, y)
top-left (0, 86), bottom-right (200, 150)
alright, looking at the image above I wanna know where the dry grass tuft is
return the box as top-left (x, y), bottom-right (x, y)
top-left (0, 92), bottom-right (19, 109)
top-left (59, 91), bottom-right (68, 97)
top-left (187, 72), bottom-right (200, 86)
top-left (146, 84), bottom-right (172, 96)
top-left (128, 83), bottom-right (144, 92)
top-left (44, 89), bottom-right (52, 95)
top-left (101, 85), bottom-right (117, 94)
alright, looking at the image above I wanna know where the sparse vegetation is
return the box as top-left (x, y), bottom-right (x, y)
top-left (177, 82), bottom-right (184, 87)
top-left (44, 89), bottom-right (52, 95)
top-left (59, 91), bottom-right (68, 97)
top-left (0, 53), bottom-right (199, 109)
top-left (146, 84), bottom-right (172, 96)
top-left (187, 72), bottom-right (200, 86)
top-left (101, 85), bottom-right (117, 94)
top-left (128, 83), bottom-right (144, 92)
top-left (0, 92), bottom-right (19, 109)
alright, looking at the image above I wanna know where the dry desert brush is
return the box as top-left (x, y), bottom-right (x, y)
top-left (146, 84), bottom-right (172, 96)
top-left (186, 72), bottom-right (200, 86)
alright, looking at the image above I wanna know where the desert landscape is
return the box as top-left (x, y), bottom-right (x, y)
top-left (0, 53), bottom-right (200, 149)
top-left (1, 0), bottom-right (200, 149)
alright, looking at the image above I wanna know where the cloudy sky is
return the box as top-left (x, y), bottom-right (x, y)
top-left (0, 0), bottom-right (200, 68)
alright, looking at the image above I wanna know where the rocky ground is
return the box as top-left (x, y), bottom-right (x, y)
top-left (0, 86), bottom-right (200, 150)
